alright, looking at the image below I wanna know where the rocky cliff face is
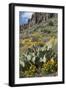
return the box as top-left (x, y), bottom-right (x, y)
top-left (28, 13), bottom-right (49, 26)
top-left (20, 13), bottom-right (56, 31)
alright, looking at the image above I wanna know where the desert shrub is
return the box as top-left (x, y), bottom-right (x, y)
top-left (23, 64), bottom-right (36, 77)
top-left (48, 21), bottom-right (54, 26)
top-left (41, 59), bottom-right (58, 75)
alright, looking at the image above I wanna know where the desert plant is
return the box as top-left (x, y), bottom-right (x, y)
top-left (48, 21), bottom-right (54, 26)
top-left (41, 58), bottom-right (58, 75)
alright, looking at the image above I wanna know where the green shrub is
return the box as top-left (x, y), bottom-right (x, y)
top-left (48, 21), bottom-right (54, 26)
top-left (23, 64), bottom-right (36, 77)
top-left (41, 59), bottom-right (58, 75)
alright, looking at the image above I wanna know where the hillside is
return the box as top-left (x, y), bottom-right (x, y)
top-left (19, 12), bottom-right (58, 78)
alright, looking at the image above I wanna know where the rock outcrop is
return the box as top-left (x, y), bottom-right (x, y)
top-left (20, 13), bottom-right (56, 31)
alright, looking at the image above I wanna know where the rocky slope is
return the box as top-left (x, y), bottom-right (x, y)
top-left (20, 12), bottom-right (57, 32)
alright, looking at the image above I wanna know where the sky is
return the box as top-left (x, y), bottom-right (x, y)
top-left (19, 12), bottom-right (33, 25)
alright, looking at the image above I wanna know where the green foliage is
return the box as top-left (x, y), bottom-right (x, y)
top-left (23, 64), bottom-right (36, 77)
top-left (19, 45), bottom-right (58, 78)
top-left (41, 60), bottom-right (58, 75)
top-left (48, 21), bottom-right (54, 26)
